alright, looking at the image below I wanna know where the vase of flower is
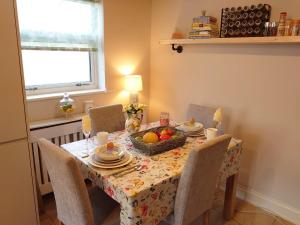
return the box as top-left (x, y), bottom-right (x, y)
top-left (123, 104), bottom-right (145, 133)
top-left (59, 93), bottom-right (75, 119)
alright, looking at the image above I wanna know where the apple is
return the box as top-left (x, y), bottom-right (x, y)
top-left (160, 134), bottom-right (171, 141)
top-left (155, 131), bottom-right (161, 137)
top-left (166, 128), bottom-right (174, 136)
top-left (160, 129), bottom-right (168, 136)
top-left (107, 142), bottom-right (114, 151)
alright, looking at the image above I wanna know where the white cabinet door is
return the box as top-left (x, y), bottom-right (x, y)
top-left (0, 0), bottom-right (27, 143)
top-left (0, 139), bottom-right (38, 225)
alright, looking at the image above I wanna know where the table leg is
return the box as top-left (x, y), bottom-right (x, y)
top-left (223, 173), bottom-right (239, 220)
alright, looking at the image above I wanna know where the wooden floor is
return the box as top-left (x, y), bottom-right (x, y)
top-left (39, 189), bottom-right (295, 225)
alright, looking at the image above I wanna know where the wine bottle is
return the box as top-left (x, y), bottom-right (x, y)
top-left (224, 7), bottom-right (230, 13)
top-left (242, 20), bottom-right (248, 27)
top-left (235, 21), bottom-right (241, 28)
top-left (250, 5), bottom-right (257, 11)
top-left (256, 11), bottom-right (263, 18)
top-left (229, 21), bottom-right (235, 28)
top-left (230, 13), bottom-right (237, 21)
top-left (248, 19), bottom-right (255, 26)
top-left (221, 29), bottom-right (228, 37)
top-left (223, 22), bottom-right (229, 28)
top-left (237, 6), bottom-right (243, 12)
top-left (235, 29), bottom-right (241, 36)
top-left (249, 12), bottom-right (256, 19)
top-left (230, 7), bottom-right (236, 12)
top-left (255, 19), bottom-right (262, 26)
top-left (264, 14), bottom-right (270, 20)
top-left (242, 13), bottom-right (249, 19)
top-left (223, 14), bottom-right (230, 20)
top-left (257, 4), bottom-right (264, 11)
top-left (241, 28), bottom-right (247, 36)
top-left (236, 13), bottom-right (242, 20)
top-left (254, 27), bottom-right (261, 35)
top-left (244, 6), bottom-right (250, 12)
top-left (264, 4), bottom-right (271, 12)
top-left (228, 29), bottom-right (235, 36)
top-left (247, 27), bottom-right (254, 35)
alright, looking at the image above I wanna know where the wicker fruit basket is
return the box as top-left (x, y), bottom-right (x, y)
top-left (129, 126), bottom-right (187, 155)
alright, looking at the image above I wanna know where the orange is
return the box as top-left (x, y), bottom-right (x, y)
top-left (143, 132), bottom-right (159, 143)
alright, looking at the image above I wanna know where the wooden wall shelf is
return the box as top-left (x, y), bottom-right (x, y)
top-left (159, 36), bottom-right (300, 53)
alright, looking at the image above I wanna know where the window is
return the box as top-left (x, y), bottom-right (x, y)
top-left (16, 0), bottom-right (103, 95)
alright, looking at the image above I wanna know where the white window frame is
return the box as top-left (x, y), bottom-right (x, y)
top-left (24, 51), bottom-right (100, 96)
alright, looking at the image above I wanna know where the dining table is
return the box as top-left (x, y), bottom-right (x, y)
top-left (61, 122), bottom-right (243, 225)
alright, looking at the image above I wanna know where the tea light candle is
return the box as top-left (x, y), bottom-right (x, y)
top-left (213, 108), bottom-right (223, 123)
top-left (160, 112), bottom-right (170, 126)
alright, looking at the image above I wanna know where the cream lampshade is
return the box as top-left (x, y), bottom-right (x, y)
top-left (125, 75), bottom-right (143, 103)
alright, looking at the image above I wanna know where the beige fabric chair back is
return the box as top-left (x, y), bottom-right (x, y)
top-left (187, 104), bottom-right (217, 128)
top-left (89, 104), bottom-right (125, 136)
top-left (174, 134), bottom-right (231, 225)
top-left (38, 138), bottom-right (94, 225)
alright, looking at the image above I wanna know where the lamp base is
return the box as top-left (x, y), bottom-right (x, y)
top-left (129, 93), bottom-right (139, 104)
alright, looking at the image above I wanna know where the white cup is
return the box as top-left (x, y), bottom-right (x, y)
top-left (205, 128), bottom-right (218, 140)
top-left (97, 132), bottom-right (109, 145)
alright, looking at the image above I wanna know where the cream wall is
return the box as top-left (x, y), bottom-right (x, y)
top-left (26, 0), bottom-right (151, 122)
top-left (149, 0), bottom-right (300, 219)
top-left (24, 0), bottom-right (300, 221)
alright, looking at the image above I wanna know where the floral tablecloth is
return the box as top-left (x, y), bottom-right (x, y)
top-left (61, 123), bottom-right (243, 225)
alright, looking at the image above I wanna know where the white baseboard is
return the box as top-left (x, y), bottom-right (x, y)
top-left (237, 185), bottom-right (300, 225)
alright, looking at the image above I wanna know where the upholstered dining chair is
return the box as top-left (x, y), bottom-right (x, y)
top-left (38, 138), bottom-right (120, 225)
top-left (161, 134), bottom-right (232, 225)
top-left (187, 104), bottom-right (218, 129)
top-left (89, 104), bottom-right (125, 136)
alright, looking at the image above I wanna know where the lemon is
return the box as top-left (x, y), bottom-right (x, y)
top-left (143, 132), bottom-right (159, 143)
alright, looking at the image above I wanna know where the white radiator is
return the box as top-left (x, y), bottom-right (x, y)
top-left (30, 120), bottom-right (84, 195)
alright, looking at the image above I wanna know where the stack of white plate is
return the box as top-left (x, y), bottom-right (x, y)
top-left (88, 144), bottom-right (132, 169)
top-left (176, 122), bottom-right (204, 137)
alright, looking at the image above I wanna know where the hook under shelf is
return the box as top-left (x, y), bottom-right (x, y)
top-left (172, 44), bottom-right (183, 53)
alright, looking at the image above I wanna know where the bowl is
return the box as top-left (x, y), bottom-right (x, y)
top-left (94, 144), bottom-right (124, 162)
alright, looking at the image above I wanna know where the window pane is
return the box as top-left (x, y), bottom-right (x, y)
top-left (22, 50), bottom-right (91, 87)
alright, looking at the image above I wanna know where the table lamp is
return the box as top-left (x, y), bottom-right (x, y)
top-left (125, 75), bottom-right (143, 103)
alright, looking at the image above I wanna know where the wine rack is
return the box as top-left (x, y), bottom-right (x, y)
top-left (220, 4), bottom-right (271, 38)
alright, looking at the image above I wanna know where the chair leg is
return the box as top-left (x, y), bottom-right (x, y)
top-left (35, 173), bottom-right (45, 214)
top-left (203, 210), bottom-right (210, 225)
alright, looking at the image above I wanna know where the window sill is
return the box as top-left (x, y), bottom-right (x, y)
top-left (26, 89), bottom-right (108, 102)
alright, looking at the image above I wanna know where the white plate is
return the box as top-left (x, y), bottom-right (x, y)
top-left (94, 144), bottom-right (125, 161)
top-left (93, 155), bottom-right (125, 164)
top-left (92, 154), bottom-right (128, 165)
top-left (88, 154), bottom-right (133, 169)
top-left (177, 122), bottom-right (204, 132)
